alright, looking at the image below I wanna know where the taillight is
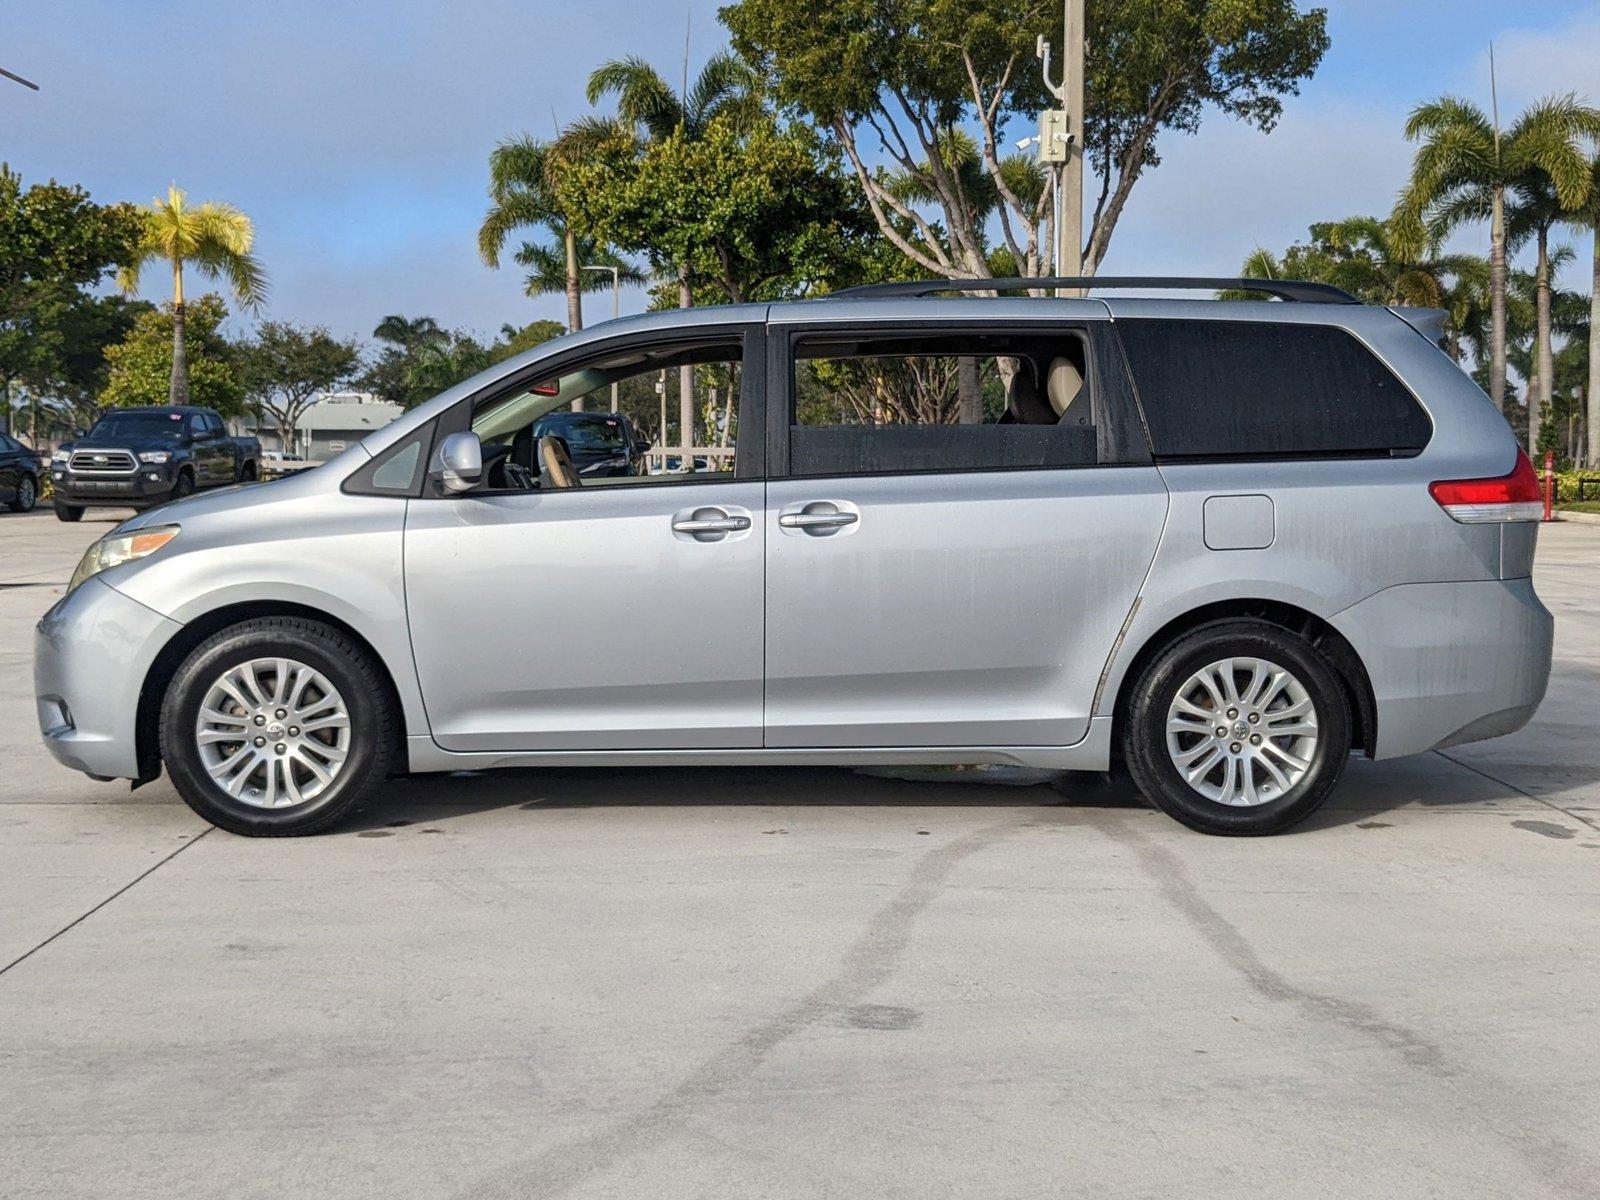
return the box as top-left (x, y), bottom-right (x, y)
top-left (1429, 449), bottom-right (1543, 523)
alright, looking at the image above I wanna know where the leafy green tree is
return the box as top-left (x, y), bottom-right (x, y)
top-left (721, 0), bottom-right (1328, 279)
top-left (361, 315), bottom-right (495, 411)
top-left (0, 165), bottom-right (143, 440)
top-left (559, 113), bottom-right (869, 303)
top-left (117, 186), bottom-right (267, 407)
top-left (237, 321), bottom-right (361, 452)
top-left (1394, 93), bottom-right (1600, 423)
top-left (100, 294), bottom-right (243, 416)
top-left (489, 319), bottom-right (566, 364)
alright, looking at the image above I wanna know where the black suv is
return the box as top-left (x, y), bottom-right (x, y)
top-left (529, 411), bottom-right (650, 478)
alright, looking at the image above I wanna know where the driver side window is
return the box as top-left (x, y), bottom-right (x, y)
top-left (469, 339), bottom-right (746, 491)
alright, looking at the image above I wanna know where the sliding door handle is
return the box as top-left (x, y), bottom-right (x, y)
top-left (778, 511), bottom-right (857, 530)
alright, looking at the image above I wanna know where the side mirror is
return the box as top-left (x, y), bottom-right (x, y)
top-left (633, 438), bottom-right (651, 455)
top-left (434, 431), bottom-right (483, 494)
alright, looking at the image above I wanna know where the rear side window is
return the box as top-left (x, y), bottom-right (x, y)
top-left (789, 331), bottom-right (1099, 478)
top-left (1115, 319), bottom-right (1431, 459)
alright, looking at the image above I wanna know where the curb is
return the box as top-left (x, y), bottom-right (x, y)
top-left (1553, 510), bottom-right (1600, 526)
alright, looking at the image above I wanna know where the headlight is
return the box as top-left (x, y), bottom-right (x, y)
top-left (52, 449), bottom-right (70, 463)
top-left (138, 451), bottom-right (172, 464)
top-left (67, 526), bottom-right (179, 594)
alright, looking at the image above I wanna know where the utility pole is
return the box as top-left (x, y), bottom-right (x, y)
top-left (581, 264), bottom-right (622, 411)
top-left (1035, 0), bottom-right (1085, 292)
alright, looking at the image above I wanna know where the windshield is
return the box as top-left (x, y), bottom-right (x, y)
top-left (534, 415), bottom-right (628, 452)
top-left (88, 412), bottom-right (188, 442)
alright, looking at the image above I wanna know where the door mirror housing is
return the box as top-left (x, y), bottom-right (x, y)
top-left (633, 438), bottom-right (651, 456)
top-left (434, 431), bottom-right (484, 494)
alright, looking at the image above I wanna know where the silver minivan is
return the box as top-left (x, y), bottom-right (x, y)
top-left (35, 279), bottom-right (1554, 836)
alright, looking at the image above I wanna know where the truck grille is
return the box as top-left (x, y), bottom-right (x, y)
top-left (69, 449), bottom-right (137, 474)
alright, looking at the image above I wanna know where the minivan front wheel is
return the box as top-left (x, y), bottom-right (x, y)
top-left (1123, 620), bottom-right (1350, 836)
top-left (160, 617), bottom-right (397, 835)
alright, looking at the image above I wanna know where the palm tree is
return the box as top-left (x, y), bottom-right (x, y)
top-left (1394, 93), bottom-right (1599, 420)
top-left (373, 314), bottom-right (448, 353)
top-left (116, 186), bottom-right (266, 405)
top-left (1225, 218), bottom-right (1488, 361)
top-left (1569, 151), bottom-right (1600, 466)
top-left (479, 136), bottom-right (588, 332)
top-left (510, 240), bottom-right (643, 307)
top-left (1501, 175), bottom-right (1591, 449)
top-left (581, 51), bottom-right (759, 452)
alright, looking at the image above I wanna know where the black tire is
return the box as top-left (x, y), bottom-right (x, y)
top-left (239, 461), bottom-right (258, 482)
top-left (54, 500), bottom-right (84, 522)
top-left (171, 470), bottom-right (195, 501)
top-left (1122, 619), bottom-right (1351, 836)
top-left (159, 617), bottom-right (398, 836)
top-left (8, 473), bottom-right (37, 513)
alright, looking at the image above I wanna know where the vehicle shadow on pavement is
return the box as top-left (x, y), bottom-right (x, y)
top-left (330, 758), bottom-right (1497, 836)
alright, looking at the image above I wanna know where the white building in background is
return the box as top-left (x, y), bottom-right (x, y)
top-left (234, 391), bottom-right (403, 462)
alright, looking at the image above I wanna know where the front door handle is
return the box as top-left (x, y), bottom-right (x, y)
top-left (673, 514), bottom-right (751, 534)
top-left (671, 506), bottom-right (753, 543)
top-left (778, 511), bottom-right (857, 530)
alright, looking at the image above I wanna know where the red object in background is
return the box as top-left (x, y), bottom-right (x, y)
top-left (1543, 450), bottom-right (1555, 522)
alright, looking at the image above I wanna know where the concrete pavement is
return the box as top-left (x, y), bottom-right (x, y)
top-left (1, 508), bottom-right (1597, 1198)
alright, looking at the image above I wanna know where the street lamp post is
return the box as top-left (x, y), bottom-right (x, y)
top-left (581, 264), bottom-right (622, 412)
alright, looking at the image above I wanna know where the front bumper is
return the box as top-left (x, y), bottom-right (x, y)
top-left (34, 576), bottom-right (182, 780)
top-left (1331, 576), bottom-right (1553, 760)
top-left (52, 466), bottom-right (176, 505)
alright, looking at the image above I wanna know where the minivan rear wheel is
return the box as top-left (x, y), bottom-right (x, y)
top-left (160, 617), bottom-right (397, 835)
top-left (1122, 619), bottom-right (1351, 836)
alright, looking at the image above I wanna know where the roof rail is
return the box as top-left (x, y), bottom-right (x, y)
top-left (827, 276), bottom-right (1359, 304)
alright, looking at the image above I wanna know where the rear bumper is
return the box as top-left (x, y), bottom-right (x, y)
top-left (52, 466), bottom-right (176, 505)
top-left (34, 577), bottom-right (182, 780)
top-left (1331, 576), bottom-right (1553, 759)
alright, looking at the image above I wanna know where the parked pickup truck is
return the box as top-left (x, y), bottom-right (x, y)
top-left (50, 405), bottom-right (260, 522)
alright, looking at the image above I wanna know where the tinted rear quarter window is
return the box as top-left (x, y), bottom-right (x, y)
top-left (1116, 319), bottom-right (1431, 459)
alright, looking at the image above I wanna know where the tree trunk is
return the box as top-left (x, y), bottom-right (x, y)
top-left (1489, 184), bottom-right (1508, 413)
top-left (1588, 218), bottom-right (1600, 468)
top-left (678, 267), bottom-right (694, 471)
top-left (565, 227), bottom-right (584, 412)
top-left (1532, 225), bottom-right (1552, 454)
top-left (169, 259), bottom-right (190, 407)
top-left (957, 357), bottom-right (981, 424)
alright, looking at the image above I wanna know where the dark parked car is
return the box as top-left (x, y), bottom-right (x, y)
top-left (50, 406), bottom-right (260, 521)
top-left (529, 411), bottom-right (650, 478)
top-left (0, 432), bottom-right (42, 513)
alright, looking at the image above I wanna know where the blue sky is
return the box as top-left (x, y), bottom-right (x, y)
top-left (4, 1), bottom-right (1597, 345)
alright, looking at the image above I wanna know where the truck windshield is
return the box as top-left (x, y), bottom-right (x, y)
top-left (88, 412), bottom-right (189, 442)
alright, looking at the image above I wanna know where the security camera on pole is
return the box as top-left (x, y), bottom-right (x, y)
top-left (1033, 0), bottom-right (1085, 294)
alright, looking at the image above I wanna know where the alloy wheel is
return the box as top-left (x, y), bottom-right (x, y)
top-left (1164, 656), bottom-right (1319, 807)
top-left (193, 657), bottom-right (351, 808)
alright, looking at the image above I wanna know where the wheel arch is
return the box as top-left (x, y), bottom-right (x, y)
top-left (134, 599), bottom-right (408, 783)
top-left (1108, 597), bottom-right (1376, 759)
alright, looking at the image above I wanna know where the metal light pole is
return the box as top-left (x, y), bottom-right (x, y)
top-left (581, 264), bottom-right (622, 411)
top-left (1035, 0), bottom-right (1085, 291)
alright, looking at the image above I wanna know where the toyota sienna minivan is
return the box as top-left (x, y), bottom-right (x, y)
top-left (35, 278), bottom-right (1554, 837)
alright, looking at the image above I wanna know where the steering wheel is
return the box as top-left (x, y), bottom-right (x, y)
top-left (539, 435), bottom-right (580, 489)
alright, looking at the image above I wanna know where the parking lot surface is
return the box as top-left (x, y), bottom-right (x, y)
top-left (2, 507), bottom-right (1597, 1198)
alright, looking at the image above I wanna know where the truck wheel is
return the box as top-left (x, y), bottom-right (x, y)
top-left (160, 617), bottom-right (399, 836)
top-left (171, 471), bottom-right (195, 501)
top-left (239, 462), bottom-right (257, 482)
top-left (8, 474), bottom-right (36, 513)
top-left (1121, 619), bottom-right (1351, 836)
top-left (54, 500), bottom-right (84, 522)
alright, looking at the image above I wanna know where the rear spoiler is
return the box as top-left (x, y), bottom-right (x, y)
top-left (1390, 307), bottom-right (1449, 349)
